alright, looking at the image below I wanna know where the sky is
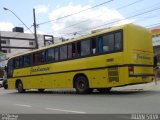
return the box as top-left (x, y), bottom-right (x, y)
top-left (0, 0), bottom-right (160, 38)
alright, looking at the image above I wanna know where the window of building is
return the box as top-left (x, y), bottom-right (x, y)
top-left (60, 45), bottom-right (67, 60)
top-left (1, 50), bottom-right (8, 53)
top-left (55, 47), bottom-right (59, 61)
top-left (81, 39), bottom-right (91, 56)
top-left (29, 42), bottom-right (35, 46)
top-left (1, 40), bottom-right (7, 44)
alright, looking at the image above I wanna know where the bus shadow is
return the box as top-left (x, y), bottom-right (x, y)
top-left (9, 89), bottom-right (160, 96)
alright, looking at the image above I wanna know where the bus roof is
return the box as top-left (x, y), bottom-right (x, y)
top-left (8, 23), bottom-right (146, 59)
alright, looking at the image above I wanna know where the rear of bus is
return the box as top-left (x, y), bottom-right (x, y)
top-left (123, 24), bottom-right (154, 85)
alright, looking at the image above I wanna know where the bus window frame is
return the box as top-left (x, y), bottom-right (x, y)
top-left (59, 44), bottom-right (68, 61)
top-left (97, 29), bottom-right (123, 55)
top-left (54, 47), bottom-right (59, 62)
top-left (46, 48), bottom-right (55, 63)
top-left (10, 29), bottom-right (123, 70)
top-left (80, 39), bottom-right (91, 57)
top-left (23, 54), bottom-right (32, 67)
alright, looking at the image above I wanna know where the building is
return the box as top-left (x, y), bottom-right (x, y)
top-left (150, 26), bottom-right (160, 56)
top-left (149, 26), bottom-right (160, 67)
top-left (0, 27), bottom-right (60, 75)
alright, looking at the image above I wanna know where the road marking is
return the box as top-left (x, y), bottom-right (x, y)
top-left (14, 104), bottom-right (32, 108)
top-left (45, 108), bottom-right (86, 114)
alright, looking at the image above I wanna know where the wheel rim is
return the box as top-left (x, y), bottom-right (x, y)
top-left (78, 81), bottom-right (85, 90)
top-left (18, 82), bottom-right (23, 91)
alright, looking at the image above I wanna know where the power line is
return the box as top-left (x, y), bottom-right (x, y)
top-left (76, 6), bottom-right (160, 33)
top-left (37, 0), bottom-right (114, 26)
top-left (61, 0), bottom-right (145, 31)
top-left (145, 23), bottom-right (160, 28)
top-left (5, 1), bottom-right (160, 52)
top-left (117, 0), bottom-right (144, 10)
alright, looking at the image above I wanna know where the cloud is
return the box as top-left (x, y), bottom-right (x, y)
top-left (35, 5), bottom-right (49, 14)
top-left (49, 4), bottom-right (131, 38)
top-left (0, 22), bottom-right (14, 31)
top-left (89, 0), bottom-right (94, 3)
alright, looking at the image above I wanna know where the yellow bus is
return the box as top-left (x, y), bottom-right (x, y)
top-left (6, 24), bottom-right (154, 94)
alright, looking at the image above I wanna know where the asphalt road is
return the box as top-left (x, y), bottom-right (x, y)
top-left (0, 84), bottom-right (160, 114)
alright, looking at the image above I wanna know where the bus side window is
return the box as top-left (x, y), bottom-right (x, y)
top-left (68, 43), bottom-right (76, 58)
top-left (40, 51), bottom-right (45, 63)
top-left (45, 50), bottom-right (48, 63)
top-left (33, 53), bottom-right (38, 65)
top-left (60, 45), bottom-right (67, 60)
top-left (91, 38), bottom-right (97, 54)
top-left (77, 41), bottom-right (81, 57)
top-left (68, 44), bottom-right (72, 59)
top-left (15, 57), bottom-right (20, 68)
top-left (81, 39), bottom-right (91, 56)
top-left (103, 34), bottom-right (114, 52)
top-left (24, 54), bottom-right (31, 67)
top-left (19, 56), bottom-right (24, 68)
top-left (47, 48), bottom-right (55, 62)
top-left (55, 47), bottom-right (59, 61)
top-left (98, 37), bottom-right (103, 54)
top-left (72, 43), bottom-right (76, 57)
top-left (115, 32), bottom-right (122, 51)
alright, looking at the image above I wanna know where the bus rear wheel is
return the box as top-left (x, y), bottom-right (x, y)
top-left (97, 88), bottom-right (111, 93)
top-left (75, 76), bottom-right (91, 94)
top-left (17, 81), bottom-right (25, 93)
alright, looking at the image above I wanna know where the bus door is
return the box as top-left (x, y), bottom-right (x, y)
top-left (7, 59), bottom-right (14, 78)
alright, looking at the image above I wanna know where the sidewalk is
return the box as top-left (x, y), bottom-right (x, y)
top-left (113, 79), bottom-right (160, 91)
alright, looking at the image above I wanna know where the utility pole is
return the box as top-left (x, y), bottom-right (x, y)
top-left (33, 8), bottom-right (38, 49)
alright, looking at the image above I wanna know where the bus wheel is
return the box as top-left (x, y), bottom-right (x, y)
top-left (97, 88), bottom-right (111, 93)
top-left (17, 81), bottom-right (25, 93)
top-left (75, 76), bottom-right (91, 94)
top-left (3, 84), bottom-right (8, 89)
top-left (38, 89), bottom-right (45, 93)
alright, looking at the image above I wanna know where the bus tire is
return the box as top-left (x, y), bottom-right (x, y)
top-left (38, 89), bottom-right (45, 93)
top-left (17, 81), bottom-right (25, 93)
top-left (97, 88), bottom-right (111, 93)
top-left (3, 84), bottom-right (8, 89)
top-left (75, 75), bottom-right (91, 94)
